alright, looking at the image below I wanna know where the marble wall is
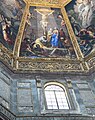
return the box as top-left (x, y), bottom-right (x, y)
top-left (0, 62), bottom-right (95, 119)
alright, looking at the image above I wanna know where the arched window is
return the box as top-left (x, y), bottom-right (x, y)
top-left (44, 83), bottom-right (69, 110)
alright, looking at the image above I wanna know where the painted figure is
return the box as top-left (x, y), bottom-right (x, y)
top-left (0, 0), bottom-right (25, 50)
top-left (51, 28), bottom-right (59, 48)
top-left (20, 7), bottom-right (75, 58)
top-left (74, 0), bottom-right (94, 27)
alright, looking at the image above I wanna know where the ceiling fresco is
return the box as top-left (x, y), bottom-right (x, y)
top-left (0, 0), bottom-right (25, 50)
top-left (66, 0), bottom-right (95, 56)
top-left (0, 0), bottom-right (95, 72)
top-left (19, 7), bottom-right (76, 58)
top-left (0, 0), bottom-right (95, 58)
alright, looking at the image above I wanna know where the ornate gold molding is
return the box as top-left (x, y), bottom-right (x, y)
top-left (60, 6), bottom-right (89, 71)
top-left (13, 4), bottom-right (30, 68)
top-left (18, 61), bottom-right (82, 72)
top-left (0, 44), bottom-right (13, 66)
top-left (24, 0), bottom-right (72, 8)
top-left (61, 7), bottom-right (83, 59)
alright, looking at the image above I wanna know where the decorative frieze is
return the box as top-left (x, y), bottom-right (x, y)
top-left (0, 49), bottom-right (12, 66)
top-left (87, 57), bottom-right (95, 69)
top-left (18, 61), bottom-right (82, 72)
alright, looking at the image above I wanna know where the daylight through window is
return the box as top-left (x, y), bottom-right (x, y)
top-left (45, 84), bottom-right (69, 109)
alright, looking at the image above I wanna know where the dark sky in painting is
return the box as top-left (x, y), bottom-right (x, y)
top-left (65, 0), bottom-right (76, 11)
